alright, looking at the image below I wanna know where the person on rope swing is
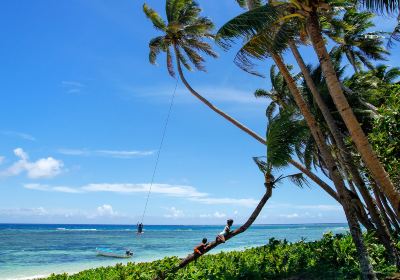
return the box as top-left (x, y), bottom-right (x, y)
top-left (216, 219), bottom-right (233, 243)
top-left (137, 222), bottom-right (144, 234)
top-left (193, 238), bottom-right (209, 256)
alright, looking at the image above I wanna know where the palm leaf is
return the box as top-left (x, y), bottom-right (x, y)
top-left (280, 173), bottom-right (311, 188)
top-left (216, 4), bottom-right (284, 49)
top-left (166, 47), bottom-right (175, 77)
top-left (143, 3), bottom-right (167, 31)
top-left (361, 0), bottom-right (400, 14)
top-left (266, 110), bottom-right (307, 168)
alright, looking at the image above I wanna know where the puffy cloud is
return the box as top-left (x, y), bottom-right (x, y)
top-left (96, 205), bottom-right (116, 217)
top-left (213, 211), bottom-right (226, 218)
top-left (164, 207), bottom-right (184, 218)
top-left (0, 148), bottom-right (63, 179)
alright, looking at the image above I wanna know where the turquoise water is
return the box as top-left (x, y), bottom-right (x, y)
top-left (0, 223), bottom-right (349, 280)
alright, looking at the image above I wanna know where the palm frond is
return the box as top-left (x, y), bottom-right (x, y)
top-left (266, 110), bottom-right (307, 168)
top-left (166, 47), bottom-right (175, 77)
top-left (360, 0), bottom-right (400, 14)
top-left (387, 14), bottom-right (400, 47)
top-left (252, 156), bottom-right (270, 175)
top-left (279, 173), bottom-right (311, 188)
top-left (254, 89), bottom-right (273, 98)
top-left (182, 45), bottom-right (205, 71)
top-left (143, 3), bottom-right (167, 31)
top-left (233, 22), bottom-right (296, 76)
top-left (149, 36), bottom-right (165, 64)
top-left (216, 4), bottom-right (283, 49)
top-left (236, 0), bottom-right (264, 9)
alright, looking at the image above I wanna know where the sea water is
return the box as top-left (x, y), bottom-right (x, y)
top-left (0, 223), bottom-right (349, 280)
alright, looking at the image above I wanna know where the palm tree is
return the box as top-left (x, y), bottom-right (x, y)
top-left (177, 110), bottom-right (311, 270)
top-left (217, 4), bottom-right (377, 278)
top-left (143, 0), bottom-right (336, 204)
top-left (326, 8), bottom-right (389, 73)
top-left (254, 65), bottom-right (298, 121)
top-left (304, 2), bottom-right (400, 218)
top-left (221, 0), bottom-right (400, 224)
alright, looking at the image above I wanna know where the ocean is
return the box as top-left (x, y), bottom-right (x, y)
top-left (0, 223), bottom-right (349, 280)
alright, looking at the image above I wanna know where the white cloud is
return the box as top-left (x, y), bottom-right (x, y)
top-left (191, 197), bottom-right (258, 208)
top-left (24, 184), bottom-right (82, 193)
top-left (213, 211), bottom-right (226, 218)
top-left (164, 207), bottom-right (184, 218)
top-left (280, 213), bottom-right (299, 219)
top-left (61, 81), bottom-right (85, 94)
top-left (0, 205), bottom-right (123, 220)
top-left (1, 131), bottom-right (36, 141)
top-left (0, 148), bottom-right (63, 179)
top-left (0, 207), bottom-right (48, 217)
top-left (23, 182), bottom-right (257, 208)
top-left (234, 210), bottom-right (239, 215)
top-left (81, 183), bottom-right (208, 198)
top-left (58, 148), bottom-right (155, 158)
top-left (266, 203), bottom-right (342, 212)
top-left (125, 84), bottom-right (268, 105)
top-left (96, 205), bottom-right (116, 217)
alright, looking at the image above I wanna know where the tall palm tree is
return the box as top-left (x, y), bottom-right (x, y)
top-left (143, 0), bottom-right (335, 203)
top-left (326, 8), bottom-right (389, 73)
top-left (220, 0), bottom-right (400, 223)
top-left (177, 110), bottom-right (311, 270)
top-left (304, 2), bottom-right (400, 218)
top-left (217, 4), bottom-right (377, 278)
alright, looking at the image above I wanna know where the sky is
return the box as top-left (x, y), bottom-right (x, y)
top-left (0, 0), bottom-right (398, 225)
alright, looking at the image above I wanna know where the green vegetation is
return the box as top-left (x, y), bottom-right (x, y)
top-left (45, 233), bottom-right (397, 280)
top-left (369, 84), bottom-right (400, 190)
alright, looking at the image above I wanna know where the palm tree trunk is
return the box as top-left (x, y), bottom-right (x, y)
top-left (272, 53), bottom-right (376, 280)
top-left (380, 189), bottom-right (400, 231)
top-left (172, 44), bottom-right (339, 203)
top-left (177, 181), bottom-right (273, 270)
top-left (306, 11), bottom-right (400, 217)
top-left (289, 40), bottom-right (399, 266)
top-left (373, 184), bottom-right (400, 233)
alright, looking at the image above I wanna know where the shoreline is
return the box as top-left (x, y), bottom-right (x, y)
top-left (3, 246), bottom-right (256, 280)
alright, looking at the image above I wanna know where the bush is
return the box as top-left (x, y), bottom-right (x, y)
top-left (43, 233), bottom-right (396, 280)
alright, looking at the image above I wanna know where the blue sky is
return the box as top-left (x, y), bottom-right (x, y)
top-left (0, 0), bottom-right (398, 225)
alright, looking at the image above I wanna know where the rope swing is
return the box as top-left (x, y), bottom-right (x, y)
top-left (137, 78), bottom-right (179, 234)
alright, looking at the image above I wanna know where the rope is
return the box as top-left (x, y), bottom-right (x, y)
top-left (140, 78), bottom-right (179, 224)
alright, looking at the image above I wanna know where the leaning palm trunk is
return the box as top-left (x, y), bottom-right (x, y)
top-left (272, 53), bottom-right (376, 280)
top-left (177, 181), bottom-right (273, 271)
top-left (171, 44), bottom-right (340, 203)
top-left (289, 41), bottom-right (399, 267)
top-left (373, 184), bottom-right (400, 233)
top-left (306, 11), bottom-right (400, 217)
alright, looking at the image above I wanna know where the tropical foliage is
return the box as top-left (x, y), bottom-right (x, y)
top-left (43, 233), bottom-right (397, 280)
